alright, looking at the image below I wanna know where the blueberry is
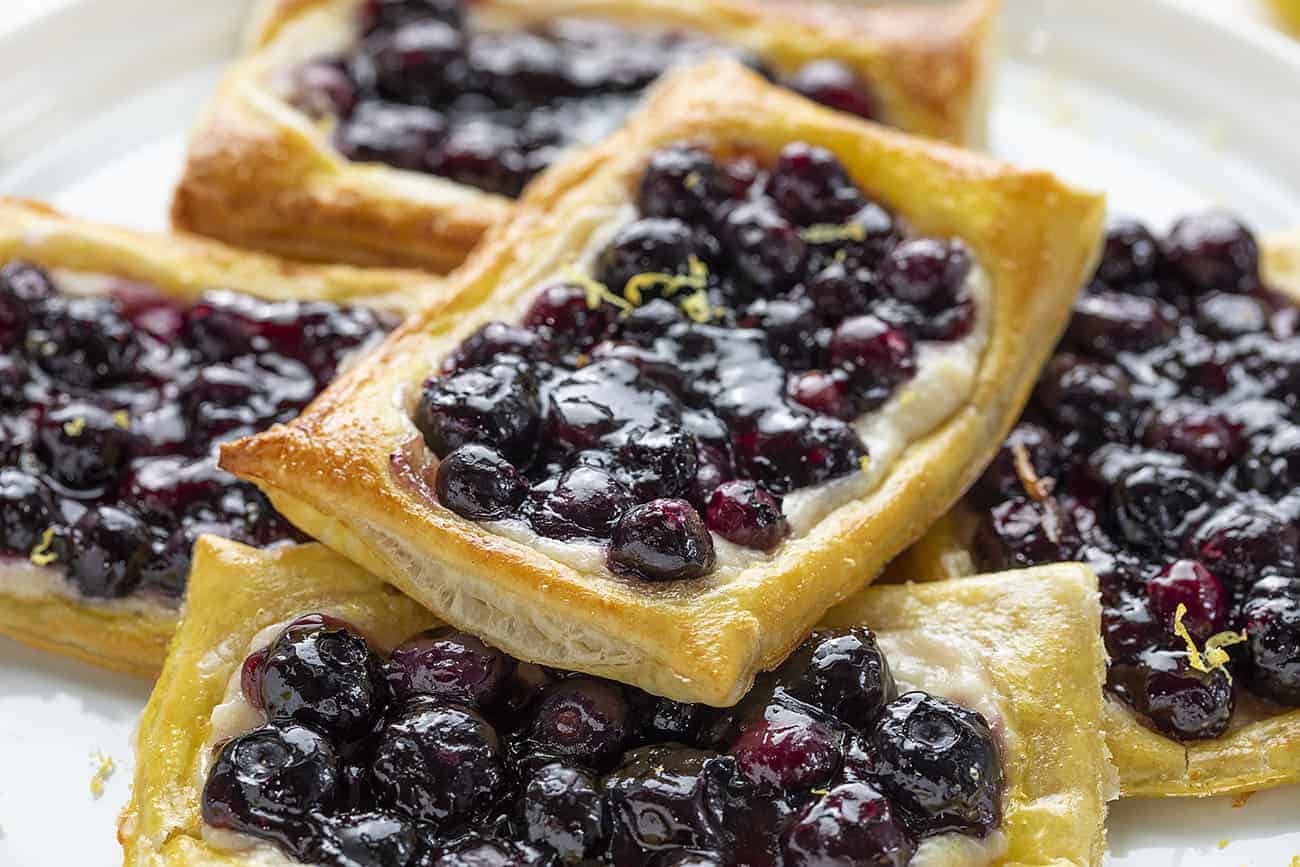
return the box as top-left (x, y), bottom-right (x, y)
top-left (202, 723), bottom-right (340, 855)
top-left (608, 499), bottom-right (715, 582)
top-left (521, 762), bottom-right (606, 861)
top-left (1108, 649), bottom-right (1234, 741)
top-left (25, 296), bottom-right (140, 387)
top-left (784, 60), bottom-right (879, 120)
top-left (387, 627), bottom-right (513, 708)
top-left (1096, 219), bottom-right (1162, 287)
top-left (705, 480), bottom-right (788, 552)
top-left (1111, 465), bottom-right (1216, 552)
top-left (1146, 560), bottom-right (1226, 642)
top-left (415, 360), bottom-right (540, 461)
top-left (638, 145), bottom-right (731, 223)
top-left (260, 614), bottom-right (389, 742)
top-left (775, 627), bottom-right (897, 731)
top-left (728, 705), bottom-right (841, 793)
top-left (716, 199), bottom-right (808, 298)
top-left (602, 746), bottom-right (732, 864)
top-left (766, 143), bottom-right (864, 226)
top-left (335, 101), bottom-right (448, 172)
top-left (867, 692), bottom-right (1003, 837)
top-left (527, 465), bottom-right (634, 541)
top-left (780, 782), bottom-right (914, 867)
top-left (1066, 291), bottom-right (1179, 355)
top-left (435, 444), bottom-right (529, 521)
top-left (305, 811), bottom-right (419, 867)
top-left (529, 677), bottom-right (629, 768)
top-left (0, 468), bottom-right (55, 554)
top-left (1241, 576), bottom-right (1300, 706)
top-left (595, 218), bottom-right (719, 299)
top-left (879, 238), bottom-right (971, 312)
top-left (65, 507), bottom-right (151, 599)
top-left (430, 835), bottom-right (554, 867)
top-left (1164, 212), bottom-right (1261, 294)
top-left (36, 402), bottom-right (133, 491)
top-left (371, 696), bottom-right (502, 824)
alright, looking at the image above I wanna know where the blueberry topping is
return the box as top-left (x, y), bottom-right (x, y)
top-left (435, 444), bottom-right (530, 520)
top-left (387, 627), bottom-right (513, 708)
top-left (608, 499), bottom-right (715, 582)
top-left (705, 480), bottom-right (788, 552)
top-left (781, 782), bottom-right (914, 867)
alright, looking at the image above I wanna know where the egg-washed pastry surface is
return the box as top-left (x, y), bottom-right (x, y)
top-left (220, 59), bottom-right (1104, 706)
top-left (121, 537), bottom-right (1113, 866)
top-left (173, 0), bottom-right (1000, 270)
top-left (894, 219), bottom-right (1300, 797)
top-left (0, 198), bottom-right (430, 676)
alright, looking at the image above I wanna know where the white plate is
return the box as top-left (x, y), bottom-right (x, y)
top-left (1, 1), bottom-right (1300, 864)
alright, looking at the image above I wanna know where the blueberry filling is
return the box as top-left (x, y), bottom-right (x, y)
top-left (411, 143), bottom-right (979, 581)
top-left (0, 261), bottom-right (393, 601)
top-left (289, 0), bottom-right (884, 197)
top-left (971, 212), bottom-right (1300, 741)
top-left (206, 616), bottom-right (1004, 865)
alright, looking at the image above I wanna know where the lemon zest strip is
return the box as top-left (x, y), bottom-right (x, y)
top-left (112, 410), bottom-right (131, 430)
top-left (30, 527), bottom-right (58, 566)
top-left (62, 416), bottom-right (86, 437)
top-left (564, 267), bottom-right (632, 313)
top-left (801, 222), bottom-right (867, 244)
top-left (1173, 603), bottom-right (1247, 681)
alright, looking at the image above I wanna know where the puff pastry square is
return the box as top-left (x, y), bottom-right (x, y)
top-left (120, 537), bottom-right (1113, 866)
top-left (221, 59), bottom-right (1105, 706)
top-left (172, 0), bottom-right (1000, 271)
top-left (891, 229), bottom-right (1300, 798)
top-left (0, 198), bottom-right (431, 676)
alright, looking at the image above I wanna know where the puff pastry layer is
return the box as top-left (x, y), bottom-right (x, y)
top-left (172, 0), bottom-right (1000, 271)
top-left (0, 198), bottom-right (431, 677)
top-left (221, 60), bottom-right (1105, 706)
top-left (891, 230), bottom-right (1300, 798)
top-left (120, 538), bottom-right (1113, 866)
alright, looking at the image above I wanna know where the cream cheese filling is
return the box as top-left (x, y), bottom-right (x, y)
top-left (200, 621), bottom-right (1010, 867)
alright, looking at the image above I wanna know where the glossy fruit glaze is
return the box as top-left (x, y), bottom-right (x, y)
top-left (411, 142), bottom-right (977, 582)
top-left (0, 261), bottom-right (394, 602)
top-left (972, 213), bottom-right (1300, 741)
top-left (205, 614), bottom-right (1003, 866)
top-left (289, 0), bottom-right (883, 197)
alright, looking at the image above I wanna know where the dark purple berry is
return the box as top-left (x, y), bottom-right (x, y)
top-left (387, 627), bottom-right (513, 707)
top-left (0, 469), bottom-right (55, 554)
top-left (1066, 291), bottom-right (1178, 355)
top-left (260, 614), bottom-right (388, 742)
top-left (522, 762), bottom-right (606, 861)
top-left (435, 444), bottom-right (529, 520)
top-left (431, 835), bottom-right (552, 867)
top-left (734, 410), bottom-right (867, 495)
top-left (608, 498), bottom-right (715, 582)
top-left (785, 60), bottom-right (879, 120)
top-left (776, 627), bottom-right (897, 731)
top-left (1108, 649), bottom-right (1234, 741)
top-left (36, 402), bottom-right (133, 491)
top-left (1241, 576), bottom-right (1300, 706)
top-left (1140, 403), bottom-right (1244, 471)
top-left (717, 200), bottom-right (808, 297)
top-left (781, 782), bottom-right (914, 867)
top-left (66, 507), bottom-right (151, 599)
top-left (705, 480), bottom-right (788, 552)
top-left (527, 465), bottom-right (634, 541)
top-left (335, 101), bottom-right (447, 171)
top-left (828, 315), bottom-right (915, 396)
top-left (595, 218), bottom-right (718, 298)
top-left (1146, 560), bottom-right (1226, 642)
top-left (1097, 219), bottom-right (1162, 287)
top-left (728, 705), bottom-right (841, 792)
top-left (1164, 212), bottom-right (1261, 294)
top-left (638, 145), bottom-right (730, 223)
top-left (879, 238), bottom-right (971, 311)
top-left (766, 143), bottom-right (864, 226)
top-left (1190, 503), bottom-right (1299, 588)
top-left (371, 696), bottom-right (502, 824)
top-left (529, 677), bottom-right (629, 768)
top-left (416, 360), bottom-right (540, 461)
top-left (867, 692), bottom-right (1002, 837)
top-left (522, 284), bottom-right (615, 353)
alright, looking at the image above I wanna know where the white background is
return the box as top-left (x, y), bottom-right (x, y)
top-left (2, 1), bottom-right (1300, 865)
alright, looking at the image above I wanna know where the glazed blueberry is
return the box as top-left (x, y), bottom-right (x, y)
top-left (65, 507), bottom-right (152, 599)
top-left (336, 101), bottom-right (448, 170)
top-left (261, 615), bottom-right (388, 742)
top-left (1108, 649), bottom-right (1234, 741)
top-left (728, 705), bottom-right (841, 793)
top-left (733, 411), bottom-right (867, 495)
top-left (776, 627), bottom-right (897, 731)
top-left (0, 468), bottom-right (55, 554)
top-left (1096, 219), bottom-right (1162, 287)
top-left (36, 402), bottom-right (134, 491)
top-left (1140, 403), bottom-right (1244, 472)
top-left (522, 284), bottom-right (616, 353)
top-left (202, 723), bottom-right (341, 853)
top-left (442, 322), bottom-right (544, 373)
top-left (1197, 292), bottom-right (1269, 338)
top-left (828, 314), bottom-right (915, 398)
top-left (1241, 576), bottom-right (1300, 706)
top-left (431, 836), bottom-right (553, 867)
top-left (595, 218), bottom-right (718, 298)
top-left (867, 693), bottom-right (1002, 837)
top-left (602, 746), bottom-right (731, 863)
top-left (387, 627), bottom-right (513, 707)
top-left (305, 811), bottom-right (419, 867)
top-left (638, 145), bottom-right (731, 223)
top-left (766, 143), bottom-right (864, 226)
top-left (368, 19), bottom-right (465, 105)
top-left (1164, 212), bottom-right (1261, 294)
top-left (529, 677), bottom-right (629, 768)
top-left (879, 238), bottom-right (971, 311)
top-left (1110, 465), bottom-right (1215, 552)
top-left (781, 782), bottom-right (914, 867)
top-left (803, 262), bottom-right (877, 321)
top-left (974, 422), bottom-right (1064, 503)
top-left (25, 295), bottom-right (140, 387)
top-left (1235, 424), bottom-right (1300, 495)
top-left (787, 369), bottom-right (856, 420)
top-left (242, 648), bottom-right (268, 711)
top-left (705, 480), bottom-right (788, 552)
top-left (1146, 560), bottom-right (1226, 642)
top-left (1035, 354), bottom-right (1141, 440)
top-left (784, 60), bottom-right (879, 120)
top-left (371, 696), bottom-right (502, 824)
top-left (435, 444), bottom-right (529, 520)
top-left (416, 360), bottom-right (540, 461)
top-left (614, 427), bottom-right (698, 501)
top-left (527, 465), bottom-right (634, 541)
top-left (608, 498), bottom-right (715, 582)
top-left (522, 762), bottom-right (607, 861)
top-left (289, 59), bottom-right (358, 119)
top-left (717, 200), bottom-right (808, 298)
top-left (973, 497), bottom-right (1078, 572)
top-left (1066, 291), bottom-right (1178, 355)
top-left (1190, 503), bottom-right (1299, 589)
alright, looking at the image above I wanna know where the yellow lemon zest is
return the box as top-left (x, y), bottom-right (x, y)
top-left (1173, 603), bottom-right (1247, 681)
top-left (622, 256), bottom-right (709, 305)
top-left (112, 410), bottom-right (131, 430)
top-left (62, 416), bottom-right (86, 437)
top-left (29, 527), bottom-right (58, 566)
top-left (89, 751), bottom-right (116, 799)
top-left (859, 455), bottom-right (872, 474)
top-left (564, 267), bottom-right (632, 313)
top-left (801, 222), bottom-right (867, 245)
top-left (679, 290), bottom-right (713, 324)
top-left (683, 171), bottom-right (702, 191)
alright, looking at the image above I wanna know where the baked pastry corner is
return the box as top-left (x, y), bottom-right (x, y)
top-left (173, 0), bottom-right (1001, 271)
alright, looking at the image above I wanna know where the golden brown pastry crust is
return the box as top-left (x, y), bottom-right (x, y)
top-left (172, 0), bottom-right (1000, 271)
top-left (121, 542), bottom-right (1112, 866)
top-left (0, 198), bottom-right (432, 677)
top-left (892, 231), bottom-right (1300, 798)
top-left (220, 60), bottom-right (1106, 706)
